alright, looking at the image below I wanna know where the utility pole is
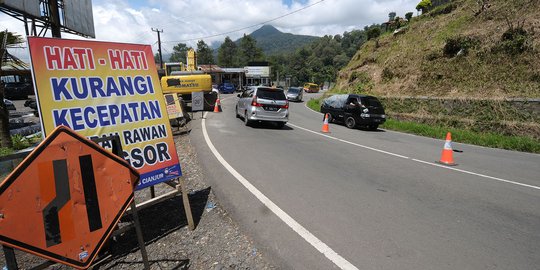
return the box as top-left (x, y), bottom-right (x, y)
top-left (48, 0), bottom-right (62, 38)
top-left (152, 28), bottom-right (163, 69)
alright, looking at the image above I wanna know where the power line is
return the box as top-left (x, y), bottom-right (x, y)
top-left (162, 0), bottom-right (325, 44)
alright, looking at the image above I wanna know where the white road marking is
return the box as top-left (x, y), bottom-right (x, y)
top-left (201, 113), bottom-right (359, 270)
top-left (412, 159), bottom-right (540, 191)
top-left (287, 123), bottom-right (540, 191)
top-left (300, 97), bottom-right (540, 157)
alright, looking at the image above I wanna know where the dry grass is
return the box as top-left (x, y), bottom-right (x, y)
top-left (336, 0), bottom-right (540, 99)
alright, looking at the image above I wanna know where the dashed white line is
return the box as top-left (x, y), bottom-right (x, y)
top-left (412, 158), bottom-right (540, 190)
top-left (201, 113), bottom-right (359, 270)
top-left (287, 122), bottom-right (540, 191)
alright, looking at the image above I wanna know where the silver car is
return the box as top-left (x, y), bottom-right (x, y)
top-left (286, 87), bottom-right (303, 102)
top-left (236, 86), bottom-right (289, 128)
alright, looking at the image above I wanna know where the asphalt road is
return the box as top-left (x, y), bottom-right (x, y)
top-left (189, 92), bottom-right (540, 270)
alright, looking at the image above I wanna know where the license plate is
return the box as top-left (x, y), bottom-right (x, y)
top-left (264, 106), bottom-right (278, 111)
top-left (373, 119), bottom-right (381, 122)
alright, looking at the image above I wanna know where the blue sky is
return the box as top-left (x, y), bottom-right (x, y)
top-left (1, 0), bottom-right (419, 60)
top-left (282, 0), bottom-right (309, 7)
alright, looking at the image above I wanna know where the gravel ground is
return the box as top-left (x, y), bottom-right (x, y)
top-left (0, 122), bottom-right (276, 270)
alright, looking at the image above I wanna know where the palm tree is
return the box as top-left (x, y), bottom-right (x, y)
top-left (0, 30), bottom-right (25, 148)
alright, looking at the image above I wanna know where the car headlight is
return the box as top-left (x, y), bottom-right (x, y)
top-left (381, 114), bottom-right (386, 119)
top-left (360, 113), bottom-right (370, 118)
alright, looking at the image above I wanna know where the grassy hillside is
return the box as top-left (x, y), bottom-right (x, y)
top-left (335, 0), bottom-right (540, 99)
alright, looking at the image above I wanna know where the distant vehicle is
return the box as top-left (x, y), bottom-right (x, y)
top-left (3, 82), bottom-right (29, 100)
top-left (24, 98), bottom-right (37, 110)
top-left (3, 99), bottom-right (16, 111)
top-left (320, 94), bottom-right (386, 130)
top-left (286, 87), bottom-right (303, 102)
top-left (236, 86), bottom-right (289, 128)
top-left (219, 82), bottom-right (236, 94)
top-left (303, 83), bottom-right (320, 93)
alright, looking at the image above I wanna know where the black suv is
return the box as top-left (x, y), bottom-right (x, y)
top-left (3, 82), bottom-right (30, 100)
top-left (320, 94), bottom-right (386, 130)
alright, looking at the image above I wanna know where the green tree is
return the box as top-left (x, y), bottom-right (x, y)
top-left (367, 27), bottom-right (381, 40)
top-left (0, 31), bottom-right (24, 148)
top-left (196, 40), bottom-right (214, 65)
top-left (405, 12), bottom-right (414, 21)
top-left (217, 36), bottom-right (238, 67)
top-left (237, 34), bottom-right (264, 66)
top-left (341, 30), bottom-right (366, 57)
top-left (416, 0), bottom-right (432, 13)
top-left (333, 53), bottom-right (349, 68)
top-left (389, 12), bottom-right (397, 21)
top-left (169, 43), bottom-right (190, 62)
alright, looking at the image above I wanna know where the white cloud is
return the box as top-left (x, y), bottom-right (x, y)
top-left (0, 0), bottom-right (418, 60)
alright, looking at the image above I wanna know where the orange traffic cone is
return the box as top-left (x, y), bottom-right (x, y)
top-left (437, 132), bottom-right (457, 166)
top-left (321, 113), bottom-right (330, 133)
top-left (213, 98), bottom-right (222, 113)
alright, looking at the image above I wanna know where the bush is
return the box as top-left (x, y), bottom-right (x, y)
top-left (367, 28), bottom-right (381, 40)
top-left (405, 12), bottom-right (413, 21)
top-left (444, 36), bottom-right (479, 57)
top-left (382, 67), bottom-right (394, 81)
top-left (492, 22), bottom-right (530, 55)
top-left (429, 3), bottom-right (457, 17)
top-left (11, 134), bottom-right (30, 150)
top-left (349, 71), bottom-right (359, 83)
top-left (416, 0), bottom-right (432, 13)
top-left (0, 147), bottom-right (14, 157)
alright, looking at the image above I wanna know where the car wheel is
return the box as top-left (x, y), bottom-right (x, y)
top-left (244, 111), bottom-right (251, 126)
top-left (345, 116), bottom-right (356, 129)
top-left (368, 124), bottom-right (379, 131)
top-left (275, 122), bottom-right (285, 128)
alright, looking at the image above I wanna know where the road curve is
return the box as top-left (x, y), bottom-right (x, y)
top-left (189, 92), bottom-right (540, 270)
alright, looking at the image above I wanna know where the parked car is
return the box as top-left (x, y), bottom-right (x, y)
top-left (24, 98), bottom-right (37, 110)
top-left (286, 87), bottom-right (303, 102)
top-left (3, 82), bottom-right (29, 100)
top-left (218, 82), bottom-right (236, 94)
top-left (24, 98), bottom-right (40, 116)
top-left (3, 99), bottom-right (16, 111)
top-left (320, 94), bottom-right (386, 130)
top-left (236, 86), bottom-right (289, 128)
top-left (303, 83), bottom-right (320, 93)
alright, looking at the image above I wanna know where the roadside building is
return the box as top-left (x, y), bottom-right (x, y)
top-left (244, 62), bottom-right (271, 87)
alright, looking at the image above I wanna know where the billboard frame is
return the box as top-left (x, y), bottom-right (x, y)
top-left (0, 0), bottom-right (95, 38)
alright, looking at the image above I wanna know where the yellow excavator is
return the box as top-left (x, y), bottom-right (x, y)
top-left (160, 49), bottom-right (216, 111)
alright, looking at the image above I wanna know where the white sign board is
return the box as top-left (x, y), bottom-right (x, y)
top-left (192, 91), bottom-right (204, 111)
top-left (244, 66), bottom-right (270, 78)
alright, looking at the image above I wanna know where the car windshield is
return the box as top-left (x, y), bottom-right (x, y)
top-left (288, 88), bottom-right (300, 93)
top-left (257, 88), bottom-right (286, 100)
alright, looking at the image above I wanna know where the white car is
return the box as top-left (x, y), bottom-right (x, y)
top-left (235, 86), bottom-right (289, 128)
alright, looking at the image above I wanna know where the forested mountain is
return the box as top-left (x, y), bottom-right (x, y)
top-left (268, 25), bottom-right (377, 86)
top-left (242, 25), bottom-right (319, 56)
